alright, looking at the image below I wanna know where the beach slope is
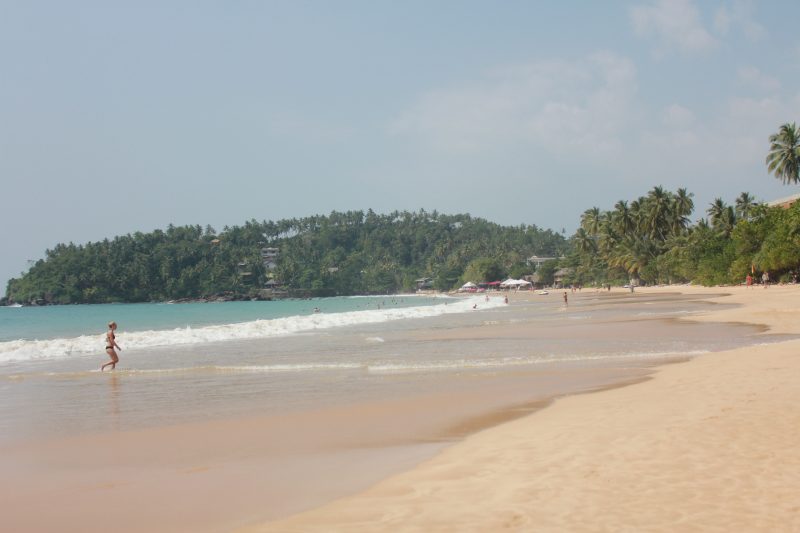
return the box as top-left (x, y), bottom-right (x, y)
top-left (248, 286), bottom-right (800, 532)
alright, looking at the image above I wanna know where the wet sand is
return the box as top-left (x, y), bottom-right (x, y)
top-left (0, 365), bottom-right (644, 532)
top-left (246, 285), bottom-right (800, 532)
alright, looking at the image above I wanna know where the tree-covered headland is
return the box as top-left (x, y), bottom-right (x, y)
top-left (4, 211), bottom-right (566, 304)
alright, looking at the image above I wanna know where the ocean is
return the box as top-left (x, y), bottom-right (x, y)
top-left (0, 294), bottom-right (459, 362)
top-left (0, 291), bottom-right (770, 446)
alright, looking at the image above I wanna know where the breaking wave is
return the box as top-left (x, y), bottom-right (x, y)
top-left (0, 295), bottom-right (503, 364)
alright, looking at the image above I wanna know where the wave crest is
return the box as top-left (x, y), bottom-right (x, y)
top-left (0, 295), bottom-right (504, 364)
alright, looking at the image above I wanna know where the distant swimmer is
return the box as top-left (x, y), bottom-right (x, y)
top-left (101, 321), bottom-right (121, 371)
top-left (313, 307), bottom-right (321, 313)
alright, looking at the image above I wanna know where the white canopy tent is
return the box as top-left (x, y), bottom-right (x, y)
top-left (500, 279), bottom-right (532, 288)
top-left (458, 281), bottom-right (478, 292)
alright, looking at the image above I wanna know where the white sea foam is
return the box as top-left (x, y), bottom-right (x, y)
top-left (635, 310), bottom-right (695, 316)
top-left (0, 295), bottom-right (503, 364)
top-left (1, 349), bottom-right (709, 381)
top-left (133, 349), bottom-right (707, 374)
top-left (365, 350), bottom-right (707, 374)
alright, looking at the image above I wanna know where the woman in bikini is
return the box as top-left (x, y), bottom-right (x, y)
top-left (101, 321), bottom-right (121, 371)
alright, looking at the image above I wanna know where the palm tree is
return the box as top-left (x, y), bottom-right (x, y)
top-left (581, 207), bottom-right (602, 237)
top-left (695, 218), bottom-right (710, 231)
top-left (766, 122), bottom-right (800, 184)
top-left (643, 186), bottom-right (671, 240)
top-left (707, 198), bottom-right (727, 227)
top-left (672, 188), bottom-right (694, 234)
top-left (574, 228), bottom-right (597, 255)
top-left (735, 192), bottom-right (757, 221)
top-left (597, 224), bottom-right (620, 257)
top-left (607, 234), bottom-right (657, 279)
top-left (629, 199), bottom-right (643, 232)
top-left (612, 200), bottom-right (634, 236)
top-left (707, 198), bottom-right (736, 236)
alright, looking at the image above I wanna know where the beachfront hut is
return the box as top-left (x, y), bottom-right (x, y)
top-left (459, 281), bottom-right (478, 292)
top-left (415, 277), bottom-right (434, 290)
top-left (524, 273), bottom-right (543, 289)
top-left (554, 268), bottom-right (574, 288)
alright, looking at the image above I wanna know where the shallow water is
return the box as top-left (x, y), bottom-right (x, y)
top-left (0, 291), bottom-right (776, 444)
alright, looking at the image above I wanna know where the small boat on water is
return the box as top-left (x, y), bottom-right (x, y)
top-left (6, 303), bottom-right (23, 308)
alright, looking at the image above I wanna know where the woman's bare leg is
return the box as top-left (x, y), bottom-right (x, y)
top-left (101, 350), bottom-right (119, 371)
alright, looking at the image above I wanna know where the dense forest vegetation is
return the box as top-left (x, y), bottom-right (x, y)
top-left (5, 122), bottom-right (800, 305)
top-left (3, 210), bottom-right (567, 304)
top-left (562, 187), bottom-right (800, 287)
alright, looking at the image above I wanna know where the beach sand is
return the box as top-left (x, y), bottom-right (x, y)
top-left (3, 286), bottom-right (798, 532)
top-left (246, 285), bottom-right (800, 532)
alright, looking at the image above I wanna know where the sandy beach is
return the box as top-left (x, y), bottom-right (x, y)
top-left (247, 285), bottom-right (800, 532)
top-left (2, 286), bottom-right (798, 532)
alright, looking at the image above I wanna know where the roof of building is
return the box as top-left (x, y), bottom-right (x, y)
top-left (767, 192), bottom-right (800, 207)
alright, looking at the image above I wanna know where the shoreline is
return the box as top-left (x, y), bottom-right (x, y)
top-left (245, 285), bottom-right (800, 532)
top-left (2, 286), bottom-right (792, 532)
top-left (0, 362), bottom-right (653, 532)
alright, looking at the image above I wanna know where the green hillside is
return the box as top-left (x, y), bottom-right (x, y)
top-left (4, 210), bottom-right (567, 304)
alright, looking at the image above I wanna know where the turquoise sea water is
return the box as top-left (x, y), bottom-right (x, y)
top-left (0, 295), bottom-right (442, 342)
top-left (0, 295), bottom-right (464, 363)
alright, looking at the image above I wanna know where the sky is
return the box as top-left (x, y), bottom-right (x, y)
top-left (2, 0), bottom-right (799, 295)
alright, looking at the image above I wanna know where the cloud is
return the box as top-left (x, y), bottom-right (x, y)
top-left (387, 50), bottom-right (797, 224)
top-left (714, 1), bottom-right (766, 41)
top-left (389, 52), bottom-right (638, 158)
top-left (630, 0), bottom-right (716, 54)
top-left (662, 104), bottom-right (695, 128)
top-left (641, 93), bottom-right (794, 176)
top-left (737, 66), bottom-right (781, 92)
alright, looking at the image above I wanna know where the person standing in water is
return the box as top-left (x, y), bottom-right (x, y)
top-left (101, 321), bottom-right (121, 371)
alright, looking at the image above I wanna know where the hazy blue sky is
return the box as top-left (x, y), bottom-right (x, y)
top-left (2, 1), bottom-right (799, 294)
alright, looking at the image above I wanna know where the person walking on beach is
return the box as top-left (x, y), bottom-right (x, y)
top-left (101, 321), bottom-right (121, 371)
top-left (762, 271), bottom-right (770, 288)
top-left (563, 291), bottom-right (568, 305)
top-left (746, 274), bottom-right (753, 288)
